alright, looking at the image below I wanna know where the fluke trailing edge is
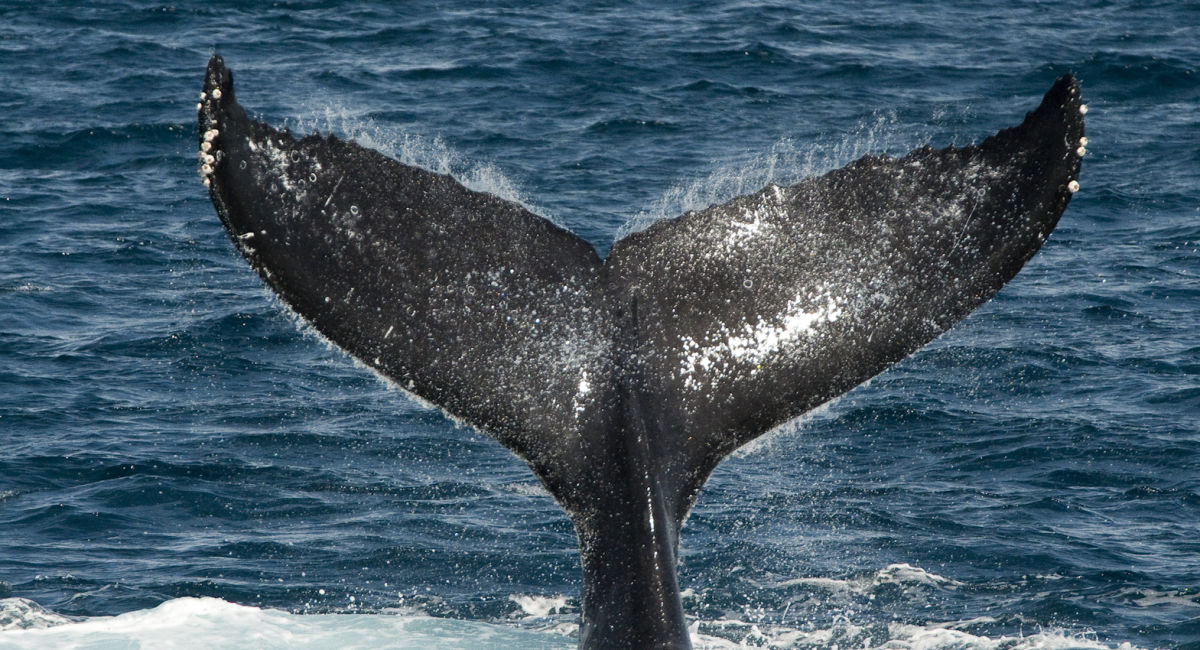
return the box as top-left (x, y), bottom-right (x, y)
top-left (197, 55), bottom-right (1084, 649)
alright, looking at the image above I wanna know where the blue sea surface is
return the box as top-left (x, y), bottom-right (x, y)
top-left (2, 1), bottom-right (1198, 648)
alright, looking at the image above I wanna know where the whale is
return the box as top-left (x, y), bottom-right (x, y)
top-left (196, 55), bottom-right (1084, 649)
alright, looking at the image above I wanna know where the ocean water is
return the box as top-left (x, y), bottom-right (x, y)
top-left (1, 1), bottom-right (1198, 648)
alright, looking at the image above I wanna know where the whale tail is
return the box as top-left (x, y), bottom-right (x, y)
top-left (198, 55), bottom-right (1083, 648)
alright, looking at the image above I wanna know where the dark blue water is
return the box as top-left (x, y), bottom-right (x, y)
top-left (2, 1), bottom-right (1198, 648)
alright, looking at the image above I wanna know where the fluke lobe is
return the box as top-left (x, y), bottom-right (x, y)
top-left (197, 55), bottom-right (1084, 649)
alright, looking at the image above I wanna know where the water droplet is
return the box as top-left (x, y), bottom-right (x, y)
top-left (290, 150), bottom-right (300, 162)
top-left (239, 160), bottom-right (247, 170)
top-left (350, 205), bottom-right (359, 215)
top-left (309, 173), bottom-right (317, 182)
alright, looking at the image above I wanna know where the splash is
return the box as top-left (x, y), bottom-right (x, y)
top-left (509, 594), bottom-right (571, 618)
top-left (0, 593), bottom-right (1143, 650)
top-left (292, 104), bottom-right (555, 225)
top-left (0, 598), bottom-right (74, 631)
top-left (616, 112), bottom-right (909, 240)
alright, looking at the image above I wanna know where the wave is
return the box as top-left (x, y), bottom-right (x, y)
top-left (0, 592), bottom-right (1143, 650)
top-left (0, 597), bottom-right (572, 649)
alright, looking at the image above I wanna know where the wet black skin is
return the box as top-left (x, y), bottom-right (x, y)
top-left (197, 55), bottom-right (1083, 649)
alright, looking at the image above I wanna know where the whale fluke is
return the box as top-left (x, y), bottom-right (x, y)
top-left (198, 54), bottom-right (1083, 649)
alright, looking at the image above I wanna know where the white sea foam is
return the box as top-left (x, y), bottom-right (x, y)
top-left (873, 562), bottom-right (964, 589)
top-left (0, 598), bottom-right (75, 631)
top-left (501, 481), bottom-right (552, 498)
top-left (0, 593), bottom-right (1145, 650)
top-left (775, 563), bottom-right (962, 596)
top-left (2, 283), bottom-right (49, 293)
top-left (690, 622), bottom-right (1140, 650)
top-left (508, 594), bottom-right (571, 618)
top-left (1115, 587), bottom-right (1200, 609)
top-left (0, 597), bottom-right (574, 650)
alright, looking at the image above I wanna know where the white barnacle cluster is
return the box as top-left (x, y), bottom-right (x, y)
top-left (677, 287), bottom-right (844, 391)
top-left (1067, 136), bottom-right (1087, 194)
top-left (1068, 98), bottom-right (1088, 192)
top-left (197, 88), bottom-right (220, 188)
